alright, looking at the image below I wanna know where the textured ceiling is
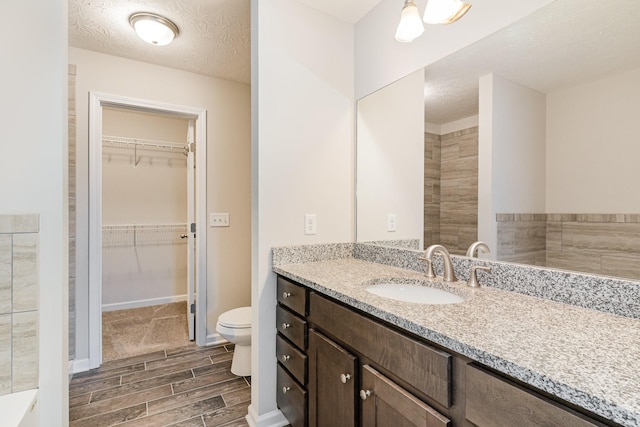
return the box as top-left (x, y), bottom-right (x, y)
top-left (424, 0), bottom-right (640, 124)
top-left (69, 0), bottom-right (381, 84)
top-left (69, 0), bottom-right (251, 84)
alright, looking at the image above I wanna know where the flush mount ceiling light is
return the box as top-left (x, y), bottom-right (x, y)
top-left (423, 0), bottom-right (471, 25)
top-left (395, 0), bottom-right (425, 43)
top-left (395, 0), bottom-right (471, 43)
top-left (129, 12), bottom-right (179, 46)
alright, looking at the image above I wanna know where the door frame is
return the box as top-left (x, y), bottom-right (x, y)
top-left (88, 92), bottom-right (207, 369)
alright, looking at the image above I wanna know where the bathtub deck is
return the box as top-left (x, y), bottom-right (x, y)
top-left (68, 343), bottom-right (249, 426)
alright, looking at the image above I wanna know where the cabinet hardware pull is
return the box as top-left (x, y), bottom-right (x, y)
top-left (282, 386), bottom-right (291, 394)
top-left (282, 291), bottom-right (291, 298)
top-left (360, 389), bottom-right (371, 400)
top-left (340, 373), bottom-right (351, 383)
top-left (282, 354), bottom-right (290, 362)
top-left (281, 323), bottom-right (291, 329)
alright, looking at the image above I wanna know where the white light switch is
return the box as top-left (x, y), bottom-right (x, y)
top-left (210, 213), bottom-right (230, 227)
top-left (387, 214), bottom-right (397, 232)
top-left (304, 214), bottom-right (317, 235)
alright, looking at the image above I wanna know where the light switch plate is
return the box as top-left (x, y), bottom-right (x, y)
top-left (387, 214), bottom-right (397, 232)
top-left (210, 213), bottom-right (230, 227)
top-left (304, 214), bottom-right (317, 235)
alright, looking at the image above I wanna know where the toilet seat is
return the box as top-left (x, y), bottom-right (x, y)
top-left (218, 306), bottom-right (251, 328)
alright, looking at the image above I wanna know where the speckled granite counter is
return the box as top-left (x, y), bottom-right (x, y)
top-left (273, 257), bottom-right (640, 427)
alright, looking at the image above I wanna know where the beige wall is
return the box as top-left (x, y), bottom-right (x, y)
top-left (356, 69), bottom-right (425, 243)
top-left (70, 47), bottom-right (251, 360)
top-left (546, 67), bottom-right (640, 212)
top-left (102, 109), bottom-right (189, 306)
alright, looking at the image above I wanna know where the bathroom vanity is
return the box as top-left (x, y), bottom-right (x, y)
top-left (273, 250), bottom-right (640, 427)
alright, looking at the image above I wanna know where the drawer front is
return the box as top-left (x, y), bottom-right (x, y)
top-left (466, 364), bottom-right (603, 427)
top-left (277, 305), bottom-right (307, 350)
top-left (277, 334), bottom-right (307, 385)
top-left (361, 365), bottom-right (450, 427)
top-left (277, 276), bottom-right (308, 316)
top-left (309, 293), bottom-right (451, 408)
top-left (277, 363), bottom-right (307, 427)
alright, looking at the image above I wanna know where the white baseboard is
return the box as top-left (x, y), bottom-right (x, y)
top-left (70, 358), bottom-right (91, 374)
top-left (246, 404), bottom-right (288, 427)
top-left (102, 294), bottom-right (187, 312)
top-left (206, 332), bottom-right (227, 347)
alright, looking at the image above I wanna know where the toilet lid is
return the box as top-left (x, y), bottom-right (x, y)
top-left (218, 306), bottom-right (252, 328)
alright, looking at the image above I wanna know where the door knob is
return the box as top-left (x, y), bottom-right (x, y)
top-left (281, 323), bottom-right (291, 329)
top-left (282, 354), bottom-right (290, 363)
top-left (282, 386), bottom-right (291, 394)
top-left (282, 291), bottom-right (291, 298)
top-left (360, 389), bottom-right (371, 400)
top-left (340, 373), bottom-right (351, 383)
top-left (180, 234), bottom-right (188, 239)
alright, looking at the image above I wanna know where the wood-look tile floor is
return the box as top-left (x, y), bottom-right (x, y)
top-left (69, 344), bottom-right (250, 426)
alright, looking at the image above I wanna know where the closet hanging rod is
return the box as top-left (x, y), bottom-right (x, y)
top-left (102, 135), bottom-right (187, 151)
top-left (102, 223), bottom-right (188, 231)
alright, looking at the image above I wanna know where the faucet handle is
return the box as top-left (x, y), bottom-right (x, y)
top-left (418, 256), bottom-right (436, 278)
top-left (467, 265), bottom-right (491, 288)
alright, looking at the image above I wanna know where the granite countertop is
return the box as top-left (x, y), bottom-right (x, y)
top-left (273, 257), bottom-right (640, 427)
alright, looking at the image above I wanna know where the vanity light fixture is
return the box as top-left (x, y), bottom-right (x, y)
top-left (395, 0), bottom-right (425, 43)
top-left (395, 0), bottom-right (471, 43)
top-left (129, 12), bottom-right (179, 46)
top-left (423, 0), bottom-right (471, 25)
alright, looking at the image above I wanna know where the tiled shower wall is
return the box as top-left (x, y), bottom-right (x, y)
top-left (0, 214), bottom-right (39, 396)
top-left (497, 214), bottom-right (640, 281)
top-left (424, 126), bottom-right (479, 255)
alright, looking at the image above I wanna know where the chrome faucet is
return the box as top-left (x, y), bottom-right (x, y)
top-left (466, 241), bottom-right (490, 258)
top-left (423, 244), bottom-right (458, 282)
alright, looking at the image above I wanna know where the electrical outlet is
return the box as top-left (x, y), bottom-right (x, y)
top-left (387, 214), bottom-right (397, 232)
top-left (210, 213), bottom-right (230, 227)
top-left (304, 214), bottom-right (317, 235)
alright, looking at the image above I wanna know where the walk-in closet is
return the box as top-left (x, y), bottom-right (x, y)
top-left (101, 107), bottom-right (194, 361)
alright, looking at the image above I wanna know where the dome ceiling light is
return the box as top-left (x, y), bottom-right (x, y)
top-left (129, 12), bottom-right (179, 46)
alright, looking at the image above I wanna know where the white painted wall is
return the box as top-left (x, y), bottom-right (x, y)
top-left (0, 1), bottom-right (68, 425)
top-left (354, 0), bottom-right (555, 99)
top-left (357, 69), bottom-right (424, 243)
top-left (102, 109), bottom-right (188, 307)
top-left (478, 74), bottom-right (546, 253)
top-left (546, 67), bottom-right (640, 212)
top-left (251, 0), bottom-right (354, 424)
top-left (70, 48), bottom-right (251, 360)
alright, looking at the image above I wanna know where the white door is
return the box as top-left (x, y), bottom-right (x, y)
top-left (186, 120), bottom-right (196, 340)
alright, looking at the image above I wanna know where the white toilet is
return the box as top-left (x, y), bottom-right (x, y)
top-left (216, 306), bottom-right (252, 376)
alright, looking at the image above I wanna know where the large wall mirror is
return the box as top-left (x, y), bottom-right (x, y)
top-left (356, 0), bottom-right (640, 281)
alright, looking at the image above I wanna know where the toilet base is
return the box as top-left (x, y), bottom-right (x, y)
top-left (231, 344), bottom-right (251, 376)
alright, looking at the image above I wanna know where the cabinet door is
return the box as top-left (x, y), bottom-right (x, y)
top-left (361, 365), bottom-right (451, 427)
top-left (466, 364), bottom-right (604, 427)
top-left (308, 329), bottom-right (357, 427)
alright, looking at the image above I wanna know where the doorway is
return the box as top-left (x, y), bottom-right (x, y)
top-left (88, 93), bottom-right (207, 369)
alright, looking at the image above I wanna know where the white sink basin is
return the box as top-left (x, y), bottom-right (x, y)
top-left (365, 283), bottom-right (464, 305)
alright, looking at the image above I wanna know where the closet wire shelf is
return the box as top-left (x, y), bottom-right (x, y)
top-left (102, 136), bottom-right (190, 166)
top-left (103, 223), bottom-right (189, 247)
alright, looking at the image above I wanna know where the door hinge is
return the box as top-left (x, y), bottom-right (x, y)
top-left (190, 223), bottom-right (196, 233)
top-left (188, 142), bottom-right (196, 153)
top-left (190, 303), bottom-right (195, 314)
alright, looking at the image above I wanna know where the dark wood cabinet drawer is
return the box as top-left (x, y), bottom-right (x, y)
top-left (277, 334), bottom-right (307, 385)
top-left (277, 305), bottom-right (307, 350)
top-left (361, 365), bottom-right (451, 427)
top-left (309, 292), bottom-right (451, 408)
top-left (277, 276), bottom-right (308, 316)
top-left (277, 363), bottom-right (307, 427)
top-left (465, 364), bottom-right (604, 427)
